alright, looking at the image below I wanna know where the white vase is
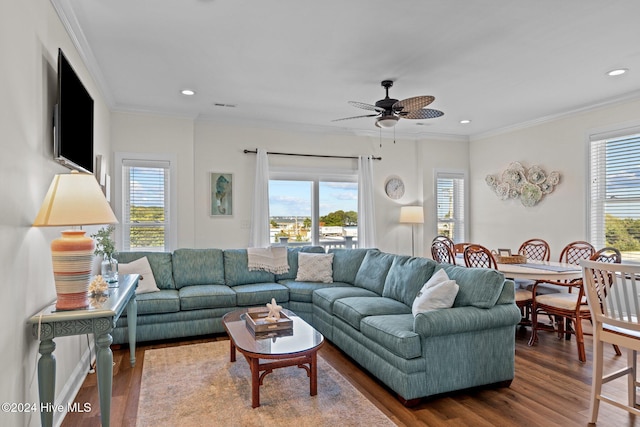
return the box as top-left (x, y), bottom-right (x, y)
top-left (101, 255), bottom-right (119, 285)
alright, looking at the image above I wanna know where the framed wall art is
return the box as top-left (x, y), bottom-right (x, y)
top-left (210, 172), bottom-right (233, 216)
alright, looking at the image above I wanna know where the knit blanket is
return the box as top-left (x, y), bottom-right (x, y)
top-left (247, 246), bottom-right (290, 274)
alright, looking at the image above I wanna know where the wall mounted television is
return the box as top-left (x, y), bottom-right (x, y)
top-left (53, 48), bottom-right (94, 174)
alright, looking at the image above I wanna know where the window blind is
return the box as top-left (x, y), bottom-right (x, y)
top-left (122, 159), bottom-right (170, 251)
top-left (436, 172), bottom-right (466, 243)
top-left (589, 133), bottom-right (640, 261)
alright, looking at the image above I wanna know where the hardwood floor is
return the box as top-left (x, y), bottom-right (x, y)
top-left (62, 324), bottom-right (639, 427)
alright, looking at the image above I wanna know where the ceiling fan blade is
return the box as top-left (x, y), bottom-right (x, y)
top-left (401, 109), bottom-right (444, 119)
top-left (393, 96), bottom-right (435, 112)
top-left (348, 101), bottom-right (385, 112)
top-left (332, 114), bottom-right (380, 122)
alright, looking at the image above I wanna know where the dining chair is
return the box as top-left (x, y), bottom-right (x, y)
top-left (528, 248), bottom-right (622, 362)
top-left (453, 242), bottom-right (471, 255)
top-left (515, 238), bottom-right (550, 323)
top-left (463, 244), bottom-right (497, 269)
top-left (518, 238), bottom-right (550, 261)
top-left (431, 236), bottom-right (456, 264)
top-left (592, 246), bottom-right (622, 263)
top-left (559, 241), bottom-right (596, 265)
top-left (581, 259), bottom-right (640, 423)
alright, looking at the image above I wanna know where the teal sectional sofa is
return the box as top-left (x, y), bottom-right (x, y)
top-left (113, 246), bottom-right (521, 404)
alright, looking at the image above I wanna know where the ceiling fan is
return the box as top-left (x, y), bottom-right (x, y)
top-left (333, 80), bottom-right (444, 128)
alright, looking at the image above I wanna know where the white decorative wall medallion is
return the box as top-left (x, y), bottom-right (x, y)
top-left (485, 162), bottom-right (560, 207)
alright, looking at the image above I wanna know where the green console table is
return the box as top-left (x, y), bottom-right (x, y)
top-left (27, 274), bottom-right (139, 427)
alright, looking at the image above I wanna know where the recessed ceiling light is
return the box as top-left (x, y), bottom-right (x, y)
top-left (607, 68), bottom-right (628, 77)
top-left (181, 89), bottom-right (196, 96)
top-left (460, 119), bottom-right (472, 124)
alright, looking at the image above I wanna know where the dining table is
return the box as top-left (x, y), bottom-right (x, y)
top-left (454, 255), bottom-right (583, 282)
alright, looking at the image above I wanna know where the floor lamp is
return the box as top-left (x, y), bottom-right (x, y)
top-left (399, 206), bottom-right (424, 257)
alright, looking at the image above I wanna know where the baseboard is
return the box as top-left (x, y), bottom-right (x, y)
top-left (53, 340), bottom-right (94, 427)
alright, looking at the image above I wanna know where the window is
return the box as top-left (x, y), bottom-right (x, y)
top-left (435, 171), bottom-right (466, 243)
top-left (268, 168), bottom-right (358, 248)
top-left (589, 132), bottom-right (640, 263)
top-left (115, 153), bottom-right (177, 252)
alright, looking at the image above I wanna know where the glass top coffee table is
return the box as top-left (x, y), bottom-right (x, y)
top-left (222, 307), bottom-right (325, 408)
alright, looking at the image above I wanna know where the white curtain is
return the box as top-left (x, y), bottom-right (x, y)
top-left (249, 149), bottom-right (271, 247)
top-left (357, 155), bottom-right (377, 248)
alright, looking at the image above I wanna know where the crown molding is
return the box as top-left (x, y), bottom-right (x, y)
top-left (51, 0), bottom-right (115, 108)
top-left (470, 89), bottom-right (640, 142)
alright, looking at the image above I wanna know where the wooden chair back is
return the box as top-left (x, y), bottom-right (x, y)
top-left (453, 243), bottom-right (471, 254)
top-left (591, 247), bottom-right (622, 264)
top-left (463, 244), bottom-right (498, 269)
top-left (518, 238), bottom-right (550, 261)
top-left (431, 237), bottom-right (455, 264)
top-left (559, 241), bottom-right (595, 265)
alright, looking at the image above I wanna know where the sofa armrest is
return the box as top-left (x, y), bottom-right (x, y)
top-left (413, 304), bottom-right (521, 338)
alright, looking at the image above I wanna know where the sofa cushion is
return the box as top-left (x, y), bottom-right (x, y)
top-left (312, 286), bottom-right (378, 314)
top-left (134, 289), bottom-right (180, 315)
top-left (232, 283), bottom-right (289, 306)
top-left (179, 284), bottom-right (236, 310)
top-left (412, 269), bottom-right (459, 316)
top-left (439, 264), bottom-right (505, 309)
top-left (295, 252), bottom-right (334, 283)
top-left (275, 246), bottom-right (326, 280)
top-left (382, 256), bottom-right (437, 306)
top-left (280, 280), bottom-right (344, 303)
top-left (333, 296), bottom-right (412, 331)
top-left (115, 252), bottom-right (175, 289)
top-left (328, 248), bottom-right (371, 284)
top-left (360, 314), bottom-right (422, 359)
top-left (223, 249), bottom-right (275, 286)
top-left (118, 256), bottom-right (160, 294)
top-left (172, 248), bottom-right (225, 289)
top-left (353, 250), bottom-right (395, 295)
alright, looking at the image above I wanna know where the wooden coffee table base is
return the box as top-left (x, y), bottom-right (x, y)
top-left (229, 339), bottom-right (321, 408)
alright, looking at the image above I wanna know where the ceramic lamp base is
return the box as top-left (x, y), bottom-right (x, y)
top-left (51, 230), bottom-right (95, 310)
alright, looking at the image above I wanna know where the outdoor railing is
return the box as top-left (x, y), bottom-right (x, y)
top-left (276, 236), bottom-right (357, 250)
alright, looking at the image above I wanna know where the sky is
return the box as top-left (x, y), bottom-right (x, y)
top-left (269, 180), bottom-right (357, 217)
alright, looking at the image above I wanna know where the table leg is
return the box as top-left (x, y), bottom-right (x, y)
top-left (250, 357), bottom-right (260, 408)
top-left (95, 332), bottom-right (113, 427)
top-left (229, 339), bottom-right (236, 363)
top-left (37, 339), bottom-right (56, 427)
top-left (310, 352), bottom-right (318, 396)
top-left (126, 296), bottom-right (137, 367)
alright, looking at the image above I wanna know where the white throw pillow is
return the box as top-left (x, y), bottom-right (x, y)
top-left (119, 257), bottom-right (161, 294)
top-left (412, 268), bottom-right (459, 316)
top-left (295, 252), bottom-right (334, 283)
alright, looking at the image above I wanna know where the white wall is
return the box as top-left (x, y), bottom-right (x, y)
top-left (469, 98), bottom-right (640, 260)
top-left (110, 112), bottom-right (196, 249)
top-left (1, 1), bottom-right (113, 426)
top-left (192, 121), bottom-right (433, 255)
top-left (419, 137), bottom-right (470, 255)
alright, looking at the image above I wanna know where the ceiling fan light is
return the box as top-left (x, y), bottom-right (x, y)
top-left (376, 116), bottom-right (399, 128)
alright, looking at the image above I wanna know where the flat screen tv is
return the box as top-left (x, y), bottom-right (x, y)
top-left (54, 48), bottom-right (94, 174)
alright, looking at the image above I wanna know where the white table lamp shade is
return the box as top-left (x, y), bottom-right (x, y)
top-left (33, 171), bottom-right (118, 226)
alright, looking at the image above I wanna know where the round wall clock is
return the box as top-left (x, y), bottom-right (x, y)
top-left (385, 177), bottom-right (405, 199)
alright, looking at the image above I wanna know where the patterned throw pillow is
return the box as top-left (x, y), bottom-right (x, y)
top-left (295, 252), bottom-right (334, 283)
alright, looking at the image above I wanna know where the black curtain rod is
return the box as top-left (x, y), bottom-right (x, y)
top-left (243, 149), bottom-right (381, 161)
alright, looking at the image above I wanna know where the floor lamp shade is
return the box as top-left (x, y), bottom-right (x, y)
top-left (399, 206), bottom-right (424, 224)
top-left (33, 171), bottom-right (118, 310)
top-left (399, 206), bottom-right (424, 257)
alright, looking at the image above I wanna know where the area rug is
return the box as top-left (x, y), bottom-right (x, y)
top-left (136, 340), bottom-right (396, 426)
